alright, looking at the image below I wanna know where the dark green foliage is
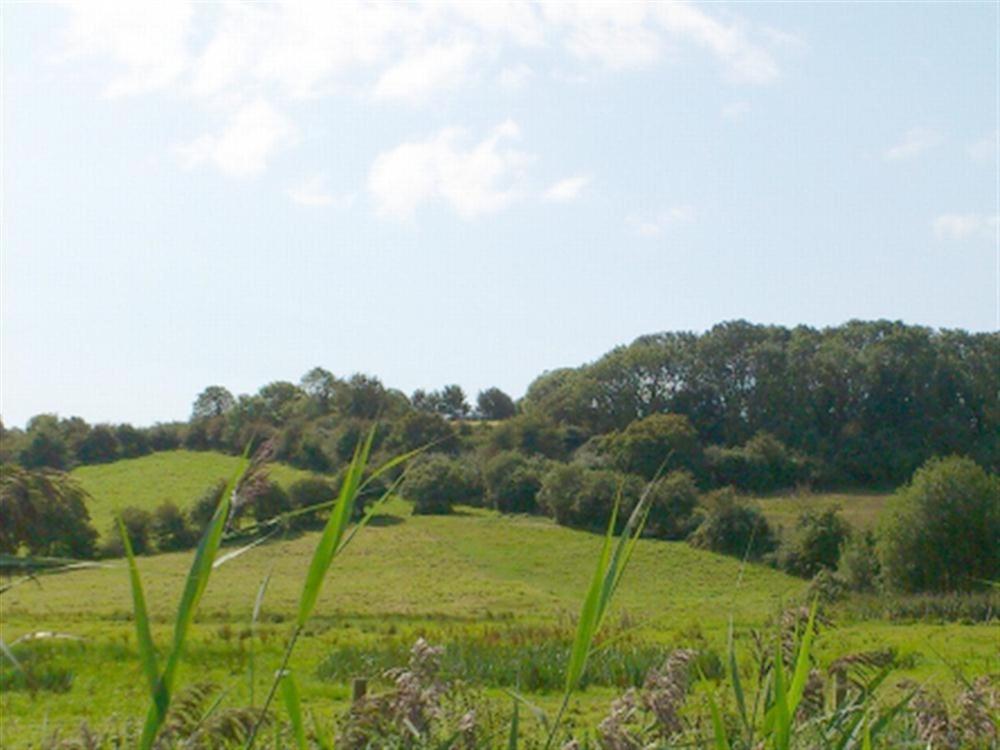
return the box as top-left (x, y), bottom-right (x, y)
top-left (612, 413), bottom-right (702, 479)
top-left (299, 366), bottom-right (342, 415)
top-left (148, 423), bottom-right (183, 451)
top-left (776, 508), bottom-right (850, 578)
top-left (151, 502), bottom-right (195, 552)
top-left (879, 456), bottom-right (999, 592)
top-left (485, 413), bottom-right (570, 460)
top-left (404, 455), bottom-right (479, 514)
top-left (188, 479), bottom-right (227, 533)
top-left (18, 416), bottom-right (70, 470)
top-left (247, 480), bottom-right (292, 525)
top-left (645, 470), bottom-right (701, 540)
top-left (190, 386), bottom-right (236, 420)
top-left (387, 410), bottom-right (457, 454)
top-left (522, 321), bottom-right (999, 485)
top-left (838, 530), bottom-right (880, 592)
top-left (476, 387), bottom-right (516, 420)
top-left (103, 505), bottom-right (155, 557)
top-left (287, 477), bottom-right (336, 529)
top-left (483, 450), bottom-right (547, 514)
top-left (689, 488), bottom-right (776, 559)
top-left (0, 465), bottom-right (98, 558)
top-left (537, 463), bottom-right (642, 530)
top-left (115, 424), bottom-right (151, 459)
top-left (706, 432), bottom-right (808, 493)
top-left (75, 425), bottom-right (120, 464)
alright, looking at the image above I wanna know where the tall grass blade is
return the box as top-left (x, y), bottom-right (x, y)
top-left (297, 426), bottom-right (374, 628)
top-left (707, 691), bottom-right (731, 750)
top-left (771, 640), bottom-right (791, 750)
top-left (727, 618), bottom-right (749, 735)
top-left (249, 569), bottom-right (273, 707)
top-left (281, 671), bottom-right (307, 750)
top-left (507, 699), bottom-right (519, 750)
top-left (118, 516), bottom-right (159, 698)
top-left (138, 452), bottom-right (250, 749)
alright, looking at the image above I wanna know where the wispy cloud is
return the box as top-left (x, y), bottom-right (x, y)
top-left (884, 127), bottom-right (941, 161)
top-left (287, 176), bottom-right (354, 208)
top-left (932, 213), bottom-right (998, 241)
top-left (176, 99), bottom-right (296, 178)
top-left (368, 120), bottom-right (532, 219)
top-left (626, 205), bottom-right (696, 237)
top-left (52, 2), bottom-right (791, 178)
top-left (542, 174), bottom-right (591, 203)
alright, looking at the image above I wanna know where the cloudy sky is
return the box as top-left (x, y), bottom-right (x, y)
top-left (2, 1), bottom-right (997, 427)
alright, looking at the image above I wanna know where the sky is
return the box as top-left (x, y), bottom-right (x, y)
top-left (2, 1), bottom-right (997, 429)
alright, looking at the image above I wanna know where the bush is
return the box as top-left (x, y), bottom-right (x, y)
top-left (387, 411), bottom-right (458, 455)
top-left (612, 413), bottom-right (702, 480)
top-left (115, 506), bottom-right (153, 556)
top-left (248, 480), bottom-right (292, 526)
top-left (775, 508), bottom-right (850, 578)
top-left (538, 463), bottom-right (643, 531)
top-left (151, 501), bottom-right (195, 552)
top-left (0, 466), bottom-right (98, 558)
top-left (689, 488), bottom-right (776, 559)
top-left (287, 478), bottom-right (336, 530)
top-left (705, 432), bottom-right (808, 493)
top-left (645, 470), bottom-right (701, 540)
top-left (483, 451), bottom-right (547, 514)
top-left (879, 456), bottom-right (999, 592)
top-left (188, 479), bottom-right (226, 533)
top-left (838, 531), bottom-right (880, 592)
top-left (404, 456), bottom-right (479, 515)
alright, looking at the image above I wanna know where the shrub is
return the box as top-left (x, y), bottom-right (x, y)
top-left (688, 488), bottom-right (776, 559)
top-left (287, 478), bottom-right (336, 530)
top-left (188, 479), bottom-right (227, 533)
top-left (151, 501), bottom-right (195, 552)
top-left (879, 456), bottom-right (999, 592)
top-left (404, 455), bottom-right (478, 515)
top-left (248, 480), bottom-right (292, 525)
top-left (0, 466), bottom-right (98, 558)
top-left (838, 530), bottom-right (880, 592)
top-left (612, 413), bottom-right (702, 480)
top-left (705, 432), bottom-right (807, 493)
top-left (483, 451), bottom-right (547, 514)
top-left (75, 425), bottom-right (120, 465)
top-left (775, 508), bottom-right (850, 578)
top-left (115, 506), bottom-right (153, 556)
top-left (646, 470), bottom-right (701, 540)
top-left (538, 463), bottom-right (644, 531)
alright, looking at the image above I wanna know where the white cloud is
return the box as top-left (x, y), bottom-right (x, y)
top-left (373, 42), bottom-right (476, 103)
top-left (626, 205), bottom-right (696, 237)
top-left (288, 176), bottom-right (354, 208)
top-left (176, 99), bottom-right (297, 178)
top-left (543, 174), bottom-right (591, 203)
top-left (884, 127), bottom-right (941, 161)
top-left (55, 0), bottom-right (194, 97)
top-left (932, 213), bottom-right (998, 241)
top-left (368, 120), bottom-right (532, 219)
top-left (968, 131), bottom-right (998, 164)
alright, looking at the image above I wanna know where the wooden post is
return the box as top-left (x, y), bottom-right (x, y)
top-left (352, 678), bottom-right (367, 703)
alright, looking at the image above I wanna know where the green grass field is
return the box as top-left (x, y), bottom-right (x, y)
top-left (70, 450), bottom-right (319, 540)
top-left (2, 453), bottom-right (995, 747)
top-left (754, 489), bottom-right (892, 535)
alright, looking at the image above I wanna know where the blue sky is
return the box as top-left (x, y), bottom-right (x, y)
top-left (2, 1), bottom-right (997, 428)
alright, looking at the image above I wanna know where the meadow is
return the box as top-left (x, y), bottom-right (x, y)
top-left (2, 453), bottom-right (995, 747)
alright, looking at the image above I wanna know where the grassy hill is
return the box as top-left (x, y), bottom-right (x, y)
top-left (2, 454), bottom-right (991, 746)
top-left (71, 450), bottom-right (319, 539)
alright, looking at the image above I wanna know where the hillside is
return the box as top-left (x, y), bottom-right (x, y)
top-left (4, 495), bottom-right (995, 744)
top-left (70, 450), bottom-right (319, 540)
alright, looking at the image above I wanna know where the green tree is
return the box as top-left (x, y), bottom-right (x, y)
top-left (151, 501), bottom-right (195, 552)
top-left (879, 456), bottom-right (999, 592)
top-left (483, 451), bottom-right (547, 514)
top-left (613, 413), bottom-right (702, 480)
top-left (191, 385), bottom-right (236, 420)
top-left (404, 455), bottom-right (478, 515)
top-left (76, 425), bottom-right (120, 464)
top-left (689, 488), bottom-right (776, 560)
top-left (776, 508), bottom-right (850, 578)
top-left (0, 466), bottom-right (98, 558)
top-left (300, 367), bottom-right (341, 414)
top-left (19, 415), bottom-right (70, 470)
top-left (476, 387), bottom-right (517, 420)
top-left (115, 423), bottom-right (151, 458)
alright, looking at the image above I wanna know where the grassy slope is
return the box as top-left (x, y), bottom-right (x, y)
top-left (71, 450), bottom-right (318, 539)
top-left (755, 490), bottom-right (892, 534)
top-left (3, 455), bottom-right (991, 745)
